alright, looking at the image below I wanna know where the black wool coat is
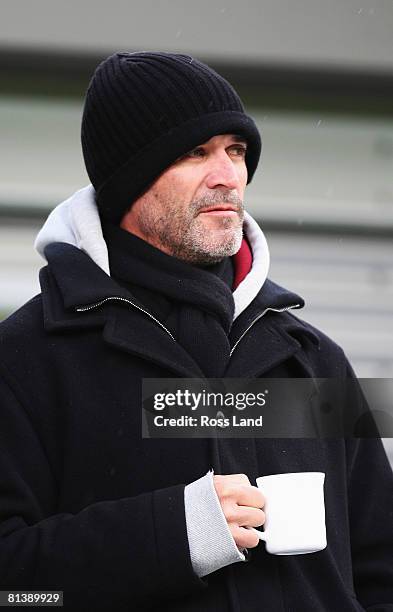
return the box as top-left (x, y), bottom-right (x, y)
top-left (0, 243), bottom-right (392, 612)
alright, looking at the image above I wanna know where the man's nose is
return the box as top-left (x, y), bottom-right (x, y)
top-left (205, 154), bottom-right (240, 191)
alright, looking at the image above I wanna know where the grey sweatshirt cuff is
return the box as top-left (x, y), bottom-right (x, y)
top-left (184, 470), bottom-right (246, 578)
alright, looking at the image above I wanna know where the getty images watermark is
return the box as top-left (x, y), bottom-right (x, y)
top-left (142, 378), bottom-right (393, 439)
top-left (153, 388), bottom-right (266, 428)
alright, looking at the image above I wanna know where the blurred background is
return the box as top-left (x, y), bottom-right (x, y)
top-left (0, 0), bottom-right (392, 459)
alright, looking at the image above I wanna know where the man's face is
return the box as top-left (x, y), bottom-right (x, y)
top-left (120, 134), bottom-right (248, 265)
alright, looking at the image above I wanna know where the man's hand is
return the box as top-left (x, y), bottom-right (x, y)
top-left (213, 473), bottom-right (265, 549)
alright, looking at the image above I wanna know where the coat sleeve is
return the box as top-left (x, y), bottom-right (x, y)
top-left (344, 365), bottom-right (393, 611)
top-left (0, 375), bottom-right (206, 611)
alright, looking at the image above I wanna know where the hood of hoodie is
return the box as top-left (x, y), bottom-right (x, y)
top-left (34, 184), bottom-right (271, 320)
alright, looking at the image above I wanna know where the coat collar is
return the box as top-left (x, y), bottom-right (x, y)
top-left (225, 278), bottom-right (321, 377)
top-left (41, 243), bottom-right (206, 376)
top-left (41, 242), bottom-right (318, 378)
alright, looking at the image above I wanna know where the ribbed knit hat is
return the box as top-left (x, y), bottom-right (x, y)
top-left (81, 51), bottom-right (261, 222)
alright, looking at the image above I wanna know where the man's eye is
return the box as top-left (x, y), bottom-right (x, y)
top-left (230, 145), bottom-right (247, 157)
top-left (187, 148), bottom-right (205, 158)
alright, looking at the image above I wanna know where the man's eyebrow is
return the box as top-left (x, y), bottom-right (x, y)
top-left (230, 134), bottom-right (248, 144)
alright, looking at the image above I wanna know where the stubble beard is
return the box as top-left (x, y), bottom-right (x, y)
top-left (137, 191), bottom-right (245, 265)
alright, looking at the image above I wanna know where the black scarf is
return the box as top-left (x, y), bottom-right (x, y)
top-left (102, 223), bottom-right (236, 377)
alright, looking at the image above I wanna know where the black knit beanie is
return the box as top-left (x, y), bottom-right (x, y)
top-left (81, 51), bottom-right (261, 223)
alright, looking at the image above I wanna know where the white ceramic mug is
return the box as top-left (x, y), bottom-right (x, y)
top-left (252, 472), bottom-right (327, 555)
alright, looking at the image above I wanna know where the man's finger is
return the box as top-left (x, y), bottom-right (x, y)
top-left (233, 506), bottom-right (265, 528)
top-left (230, 525), bottom-right (261, 549)
top-left (235, 485), bottom-right (265, 509)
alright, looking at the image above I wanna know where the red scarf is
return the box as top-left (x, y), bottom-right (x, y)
top-left (232, 237), bottom-right (252, 290)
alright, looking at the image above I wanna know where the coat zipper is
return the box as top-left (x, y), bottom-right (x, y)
top-left (229, 304), bottom-right (301, 357)
top-left (75, 297), bottom-right (300, 357)
top-left (75, 296), bottom-right (176, 341)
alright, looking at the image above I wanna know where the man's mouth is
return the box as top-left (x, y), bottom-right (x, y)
top-left (198, 206), bottom-right (239, 216)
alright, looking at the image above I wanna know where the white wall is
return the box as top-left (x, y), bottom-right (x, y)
top-left (1, 0), bottom-right (393, 72)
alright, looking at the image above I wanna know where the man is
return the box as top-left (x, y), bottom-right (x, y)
top-left (0, 52), bottom-right (392, 611)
